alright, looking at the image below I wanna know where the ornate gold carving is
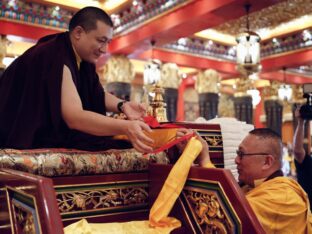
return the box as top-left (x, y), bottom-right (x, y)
top-left (263, 80), bottom-right (280, 100)
top-left (292, 84), bottom-right (305, 103)
top-left (202, 135), bottom-right (223, 147)
top-left (0, 35), bottom-right (9, 69)
top-left (56, 187), bottom-right (148, 213)
top-left (184, 190), bottom-right (233, 233)
top-left (147, 85), bottom-right (168, 122)
top-left (195, 69), bottom-right (220, 94)
top-left (218, 94), bottom-right (235, 117)
top-left (159, 63), bottom-right (181, 89)
top-left (234, 77), bottom-right (252, 97)
top-left (214, 0), bottom-right (312, 36)
top-left (103, 55), bottom-right (135, 84)
top-left (13, 202), bottom-right (36, 234)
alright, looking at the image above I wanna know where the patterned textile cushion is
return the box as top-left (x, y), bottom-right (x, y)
top-left (0, 148), bottom-right (169, 177)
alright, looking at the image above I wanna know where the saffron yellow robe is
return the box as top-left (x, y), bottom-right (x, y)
top-left (246, 177), bottom-right (312, 233)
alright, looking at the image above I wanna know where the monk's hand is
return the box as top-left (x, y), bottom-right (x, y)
top-left (123, 102), bottom-right (146, 121)
top-left (176, 128), bottom-right (193, 152)
top-left (124, 120), bottom-right (154, 153)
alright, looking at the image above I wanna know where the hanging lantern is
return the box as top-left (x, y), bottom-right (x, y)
top-left (143, 58), bottom-right (162, 85)
top-left (236, 4), bottom-right (261, 76)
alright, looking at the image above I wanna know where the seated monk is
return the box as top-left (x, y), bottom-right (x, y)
top-left (0, 6), bottom-right (154, 153)
top-left (235, 128), bottom-right (312, 233)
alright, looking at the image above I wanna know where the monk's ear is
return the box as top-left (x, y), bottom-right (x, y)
top-left (262, 154), bottom-right (274, 170)
top-left (72, 26), bottom-right (84, 39)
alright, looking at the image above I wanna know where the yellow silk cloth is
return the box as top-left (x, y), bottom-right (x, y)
top-left (64, 137), bottom-right (203, 234)
top-left (114, 128), bottom-right (178, 150)
top-left (246, 177), bottom-right (312, 233)
top-left (64, 219), bottom-right (176, 234)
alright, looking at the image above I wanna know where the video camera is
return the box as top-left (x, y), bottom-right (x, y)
top-left (299, 84), bottom-right (312, 120)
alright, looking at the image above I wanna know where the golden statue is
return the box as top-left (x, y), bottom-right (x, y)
top-left (159, 63), bottom-right (180, 89)
top-left (195, 69), bottom-right (220, 94)
top-left (148, 85), bottom-right (168, 122)
top-left (102, 55), bottom-right (135, 84)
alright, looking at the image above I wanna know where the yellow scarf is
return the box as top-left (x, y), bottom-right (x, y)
top-left (64, 137), bottom-right (204, 234)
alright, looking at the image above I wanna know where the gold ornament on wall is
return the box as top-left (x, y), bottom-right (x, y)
top-left (291, 84), bottom-right (305, 103)
top-left (234, 77), bottom-right (251, 97)
top-left (159, 63), bottom-right (181, 89)
top-left (195, 69), bottom-right (220, 94)
top-left (218, 94), bottom-right (235, 117)
top-left (103, 55), bottom-right (135, 84)
top-left (0, 35), bottom-right (9, 69)
top-left (263, 80), bottom-right (280, 100)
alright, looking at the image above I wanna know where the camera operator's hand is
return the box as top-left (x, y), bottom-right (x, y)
top-left (295, 105), bottom-right (305, 124)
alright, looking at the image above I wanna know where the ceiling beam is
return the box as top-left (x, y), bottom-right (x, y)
top-left (109, 0), bottom-right (280, 55)
top-left (261, 49), bottom-right (312, 72)
top-left (137, 49), bottom-right (238, 75)
top-left (0, 20), bottom-right (62, 40)
top-left (260, 71), bottom-right (312, 84)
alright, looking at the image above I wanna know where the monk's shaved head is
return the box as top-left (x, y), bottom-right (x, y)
top-left (69, 7), bottom-right (113, 32)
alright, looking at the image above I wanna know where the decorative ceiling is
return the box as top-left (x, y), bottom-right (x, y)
top-left (1, 0), bottom-right (312, 85)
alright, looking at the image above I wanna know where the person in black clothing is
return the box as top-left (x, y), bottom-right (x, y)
top-left (0, 7), bottom-right (154, 152)
top-left (293, 106), bottom-right (312, 209)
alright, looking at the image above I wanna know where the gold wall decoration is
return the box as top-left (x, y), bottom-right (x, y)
top-left (103, 55), bottom-right (135, 84)
top-left (0, 35), bottom-right (9, 69)
top-left (184, 189), bottom-right (233, 233)
top-left (195, 69), bottom-right (220, 94)
top-left (56, 187), bottom-right (148, 213)
top-left (218, 94), bottom-right (235, 117)
top-left (159, 63), bottom-right (181, 89)
top-left (263, 80), bottom-right (280, 100)
top-left (214, 0), bottom-right (312, 36)
top-left (292, 84), bottom-right (305, 103)
top-left (234, 77), bottom-right (251, 97)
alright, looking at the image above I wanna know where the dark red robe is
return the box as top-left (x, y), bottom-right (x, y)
top-left (0, 32), bottom-right (131, 150)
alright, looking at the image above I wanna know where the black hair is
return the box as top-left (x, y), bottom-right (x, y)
top-left (69, 7), bottom-right (113, 32)
top-left (249, 128), bottom-right (282, 160)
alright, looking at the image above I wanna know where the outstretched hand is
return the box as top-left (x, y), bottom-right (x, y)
top-left (176, 129), bottom-right (212, 167)
top-left (124, 120), bottom-right (154, 153)
top-left (123, 102), bottom-right (147, 121)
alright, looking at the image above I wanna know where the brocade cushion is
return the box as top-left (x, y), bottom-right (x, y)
top-left (0, 148), bottom-right (169, 177)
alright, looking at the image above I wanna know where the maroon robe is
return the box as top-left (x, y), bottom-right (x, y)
top-left (0, 32), bottom-right (131, 150)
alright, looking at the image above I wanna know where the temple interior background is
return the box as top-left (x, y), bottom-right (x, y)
top-left (1, 0), bottom-right (312, 158)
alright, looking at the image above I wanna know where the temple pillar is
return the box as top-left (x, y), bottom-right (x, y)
top-left (234, 96), bottom-right (253, 124)
top-left (159, 63), bottom-right (180, 122)
top-left (263, 81), bottom-right (283, 136)
top-left (195, 69), bottom-right (220, 120)
top-left (234, 77), bottom-right (253, 124)
top-left (264, 99), bottom-right (283, 136)
top-left (103, 55), bottom-right (135, 101)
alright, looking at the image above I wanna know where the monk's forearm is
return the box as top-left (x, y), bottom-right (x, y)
top-left (66, 110), bottom-right (129, 136)
top-left (105, 92), bottom-right (123, 113)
